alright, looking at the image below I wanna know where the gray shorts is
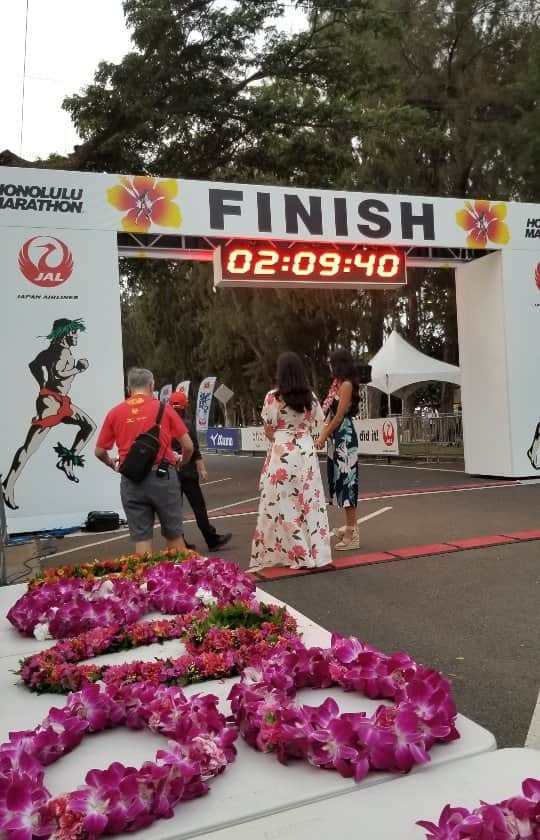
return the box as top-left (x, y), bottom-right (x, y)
top-left (120, 466), bottom-right (183, 542)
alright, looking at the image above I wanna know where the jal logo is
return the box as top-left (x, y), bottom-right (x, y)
top-left (382, 420), bottom-right (395, 447)
top-left (18, 236), bottom-right (74, 288)
top-left (535, 263), bottom-right (540, 291)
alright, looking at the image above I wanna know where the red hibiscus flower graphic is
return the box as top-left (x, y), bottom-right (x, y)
top-left (455, 199), bottom-right (510, 248)
top-left (107, 175), bottom-right (182, 233)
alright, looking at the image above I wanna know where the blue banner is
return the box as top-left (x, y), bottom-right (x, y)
top-left (206, 428), bottom-right (239, 451)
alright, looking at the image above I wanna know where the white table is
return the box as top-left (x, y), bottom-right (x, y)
top-left (0, 584), bottom-right (330, 658)
top-left (192, 748), bottom-right (540, 840)
top-left (0, 583), bottom-right (496, 840)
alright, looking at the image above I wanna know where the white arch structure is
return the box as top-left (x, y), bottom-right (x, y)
top-left (1, 166), bottom-right (539, 531)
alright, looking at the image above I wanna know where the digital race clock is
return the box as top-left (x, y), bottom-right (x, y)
top-left (213, 241), bottom-right (407, 289)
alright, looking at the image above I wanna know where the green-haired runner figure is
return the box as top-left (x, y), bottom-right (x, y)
top-left (2, 318), bottom-right (96, 510)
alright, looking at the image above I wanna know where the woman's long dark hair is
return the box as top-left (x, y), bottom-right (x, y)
top-left (275, 352), bottom-right (313, 413)
top-left (330, 349), bottom-right (360, 415)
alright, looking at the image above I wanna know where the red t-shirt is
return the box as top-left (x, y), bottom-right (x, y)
top-left (96, 395), bottom-right (188, 466)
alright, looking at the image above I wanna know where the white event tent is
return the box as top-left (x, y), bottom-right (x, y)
top-left (368, 330), bottom-right (461, 412)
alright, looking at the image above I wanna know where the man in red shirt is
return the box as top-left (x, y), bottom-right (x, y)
top-left (95, 368), bottom-right (193, 555)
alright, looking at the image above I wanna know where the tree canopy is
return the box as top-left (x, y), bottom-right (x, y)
top-left (16, 0), bottom-right (540, 414)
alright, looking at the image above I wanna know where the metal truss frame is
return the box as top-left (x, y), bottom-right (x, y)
top-left (117, 234), bottom-right (492, 267)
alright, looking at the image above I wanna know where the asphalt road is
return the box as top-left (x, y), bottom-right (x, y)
top-left (21, 454), bottom-right (540, 749)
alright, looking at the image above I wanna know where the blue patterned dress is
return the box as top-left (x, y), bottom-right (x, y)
top-left (327, 398), bottom-right (359, 508)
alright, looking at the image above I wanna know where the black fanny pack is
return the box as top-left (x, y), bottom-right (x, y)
top-left (120, 402), bottom-right (165, 483)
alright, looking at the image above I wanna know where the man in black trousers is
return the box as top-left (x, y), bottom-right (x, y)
top-left (169, 391), bottom-right (232, 552)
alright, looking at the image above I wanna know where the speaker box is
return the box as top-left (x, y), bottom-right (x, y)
top-left (357, 364), bottom-right (372, 384)
top-left (84, 511), bottom-right (121, 532)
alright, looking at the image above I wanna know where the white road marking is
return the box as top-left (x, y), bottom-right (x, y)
top-left (361, 463), bottom-right (465, 473)
top-left (363, 483), bottom-right (516, 501)
top-left (34, 477), bottom-right (531, 560)
top-left (206, 496), bottom-right (260, 514)
top-left (357, 506), bottom-right (392, 524)
top-left (47, 534), bottom-right (134, 559)
top-left (45, 495), bottom-right (261, 559)
top-left (525, 690), bottom-right (540, 749)
top-left (60, 477), bottom-right (233, 538)
top-left (194, 510), bottom-right (258, 522)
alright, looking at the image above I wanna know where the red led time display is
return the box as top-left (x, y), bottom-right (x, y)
top-left (214, 241), bottom-right (407, 289)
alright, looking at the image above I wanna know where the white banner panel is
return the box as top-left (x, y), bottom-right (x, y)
top-left (0, 227), bottom-right (124, 533)
top-left (159, 383), bottom-right (173, 403)
top-left (175, 380), bottom-right (190, 396)
top-left (354, 418), bottom-right (400, 455)
top-left (240, 427), bottom-right (269, 451)
top-left (1, 165), bottom-right (540, 251)
top-left (195, 377), bottom-right (217, 432)
top-left (240, 422), bottom-right (399, 455)
top-left (502, 249), bottom-right (540, 475)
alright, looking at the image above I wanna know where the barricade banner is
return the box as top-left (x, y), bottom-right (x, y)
top-left (0, 227), bottom-right (124, 532)
top-left (354, 418), bottom-right (400, 455)
top-left (241, 427), bottom-right (269, 451)
top-left (196, 377), bottom-right (217, 431)
top-left (206, 428), bottom-right (239, 452)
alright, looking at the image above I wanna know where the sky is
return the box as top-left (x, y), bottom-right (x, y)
top-left (3, 0), bottom-right (133, 161)
top-left (3, 0), bottom-right (304, 163)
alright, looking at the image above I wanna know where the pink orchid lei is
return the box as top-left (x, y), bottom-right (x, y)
top-left (322, 379), bottom-right (339, 416)
top-left (418, 777), bottom-right (540, 838)
top-left (229, 633), bottom-right (459, 781)
top-left (7, 577), bottom-right (148, 640)
top-left (0, 682), bottom-right (237, 840)
top-left (91, 612), bottom-right (301, 693)
top-left (19, 615), bottom-right (191, 694)
top-left (144, 556), bottom-right (255, 613)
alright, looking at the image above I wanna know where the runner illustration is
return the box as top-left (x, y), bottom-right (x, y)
top-left (2, 317), bottom-right (96, 510)
top-left (527, 422), bottom-right (540, 470)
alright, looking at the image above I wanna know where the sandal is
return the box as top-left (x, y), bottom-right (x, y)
top-left (331, 526), bottom-right (347, 538)
top-left (335, 528), bottom-right (359, 551)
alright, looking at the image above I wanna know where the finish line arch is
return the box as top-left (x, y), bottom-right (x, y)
top-left (1, 165), bottom-right (539, 531)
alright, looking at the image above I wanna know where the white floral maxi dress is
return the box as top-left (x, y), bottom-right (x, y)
top-left (250, 391), bottom-right (332, 569)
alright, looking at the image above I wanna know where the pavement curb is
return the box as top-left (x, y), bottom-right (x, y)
top-left (248, 531), bottom-right (534, 581)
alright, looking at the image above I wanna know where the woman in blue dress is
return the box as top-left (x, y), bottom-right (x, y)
top-left (316, 349), bottom-right (360, 550)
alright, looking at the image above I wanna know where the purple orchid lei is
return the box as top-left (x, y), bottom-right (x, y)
top-left (0, 682), bottom-right (237, 840)
top-left (8, 557), bottom-right (256, 641)
top-left (7, 578), bottom-right (148, 640)
top-left (418, 778), bottom-right (540, 838)
top-left (229, 633), bottom-right (459, 781)
top-left (144, 556), bottom-right (255, 613)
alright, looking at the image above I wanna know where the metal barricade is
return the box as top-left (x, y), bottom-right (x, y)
top-left (397, 414), bottom-right (463, 459)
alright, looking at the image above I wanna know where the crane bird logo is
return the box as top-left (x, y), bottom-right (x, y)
top-left (18, 236), bottom-right (74, 288)
top-left (382, 420), bottom-right (396, 447)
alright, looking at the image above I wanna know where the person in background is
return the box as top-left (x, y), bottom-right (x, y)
top-left (249, 352), bottom-right (332, 571)
top-left (316, 349), bottom-right (360, 550)
top-left (168, 391), bottom-right (232, 552)
top-left (95, 368), bottom-right (193, 555)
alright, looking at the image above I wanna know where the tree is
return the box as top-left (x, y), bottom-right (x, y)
top-left (21, 0), bottom-right (540, 412)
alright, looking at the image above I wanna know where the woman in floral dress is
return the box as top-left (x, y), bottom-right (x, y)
top-left (317, 349), bottom-right (360, 550)
top-left (250, 353), bottom-right (332, 571)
